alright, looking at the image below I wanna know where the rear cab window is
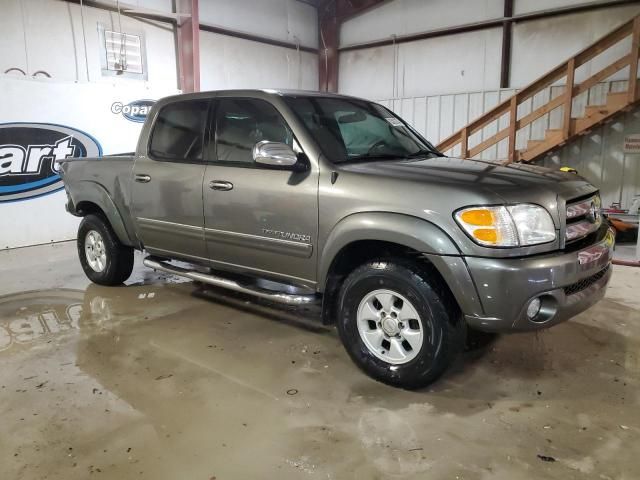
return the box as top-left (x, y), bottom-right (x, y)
top-left (148, 100), bottom-right (210, 162)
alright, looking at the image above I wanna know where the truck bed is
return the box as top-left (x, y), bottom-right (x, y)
top-left (58, 155), bottom-right (137, 245)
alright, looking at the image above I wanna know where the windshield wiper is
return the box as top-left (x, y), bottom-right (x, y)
top-left (406, 149), bottom-right (438, 158)
top-left (341, 154), bottom-right (408, 163)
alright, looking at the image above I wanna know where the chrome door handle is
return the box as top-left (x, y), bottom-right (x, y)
top-left (135, 174), bottom-right (151, 183)
top-left (209, 180), bottom-right (233, 191)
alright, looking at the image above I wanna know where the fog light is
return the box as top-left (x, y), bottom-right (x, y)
top-left (526, 297), bottom-right (542, 319)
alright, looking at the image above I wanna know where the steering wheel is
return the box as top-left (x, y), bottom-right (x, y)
top-left (367, 140), bottom-right (387, 155)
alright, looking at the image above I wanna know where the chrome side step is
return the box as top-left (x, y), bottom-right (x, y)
top-left (143, 257), bottom-right (319, 306)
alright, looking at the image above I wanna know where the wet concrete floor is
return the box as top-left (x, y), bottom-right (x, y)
top-left (0, 241), bottom-right (639, 479)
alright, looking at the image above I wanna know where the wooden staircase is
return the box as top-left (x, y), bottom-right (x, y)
top-left (437, 16), bottom-right (640, 164)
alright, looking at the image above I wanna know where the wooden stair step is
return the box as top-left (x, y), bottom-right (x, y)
top-left (572, 116), bottom-right (598, 133)
top-left (606, 91), bottom-right (630, 109)
top-left (435, 14), bottom-right (640, 163)
top-left (573, 112), bottom-right (611, 132)
top-left (572, 92), bottom-right (632, 133)
top-left (520, 137), bottom-right (561, 162)
top-left (607, 91), bottom-right (628, 100)
top-left (515, 90), bottom-right (634, 161)
top-left (584, 104), bottom-right (609, 117)
top-left (545, 129), bottom-right (563, 141)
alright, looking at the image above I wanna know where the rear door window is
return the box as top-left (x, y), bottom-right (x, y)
top-left (149, 100), bottom-right (210, 161)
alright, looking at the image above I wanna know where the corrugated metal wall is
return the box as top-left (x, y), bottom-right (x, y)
top-left (376, 89), bottom-right (515, 160)
top-left (543, 105), bottom-right (640, 212)
top-left (378, 80), bottom-right (640, 210)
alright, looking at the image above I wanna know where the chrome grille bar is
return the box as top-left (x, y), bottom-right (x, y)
top-left (565, 194), bottom-right (602, 243)
top-left (567, 198), bottom-right (594, 219)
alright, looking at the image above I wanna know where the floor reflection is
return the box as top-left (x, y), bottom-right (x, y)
top-left (1, 248), bottom-right (639, 479)
top-left (0, 282), bottom-right (195, 354)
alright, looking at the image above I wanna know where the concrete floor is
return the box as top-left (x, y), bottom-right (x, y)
top-left (614, 243), bottom-right (639, 264)
top-left (1, 242), bottom-right (639, 480)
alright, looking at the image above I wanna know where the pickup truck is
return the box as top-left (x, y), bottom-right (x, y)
top-left (59, 89), bottom-right (614, 389)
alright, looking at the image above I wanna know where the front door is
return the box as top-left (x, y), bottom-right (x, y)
top-left (203, 96), bottom-right (319, 286)
top-left (131, 99), bottom-right (210, 261)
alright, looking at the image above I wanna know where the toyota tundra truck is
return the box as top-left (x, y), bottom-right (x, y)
top-left (59, 89), bottom-right (614, 389)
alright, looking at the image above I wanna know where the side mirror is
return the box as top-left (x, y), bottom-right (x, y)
top-left (253, 141), bottom-right (299, 169)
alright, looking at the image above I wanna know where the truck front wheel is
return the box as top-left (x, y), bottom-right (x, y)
top-left (77, 214), bottom-right (134, 286)
top-left (337, 259), bottom-right (464, 390)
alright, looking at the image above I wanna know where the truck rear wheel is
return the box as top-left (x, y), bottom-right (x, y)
top-left (77, 214), bottom-right (134, 286)
top-left (337, 259), bottom-right (464, 390)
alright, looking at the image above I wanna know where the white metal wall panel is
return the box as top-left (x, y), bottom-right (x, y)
top-left (74, 0), bottom-right (174, 12)
top-left (339, 46), bottom-right (396, 100)
top-left (425, 96), bottom-right (441, 145)
top-left (511, 6), bottom-right (640, 88)
top-left (0, 0), bottom-right (317, 88)
top-left (199, 31), bottom-right (319, 91)
top-left (20, 0), bottom-right (78, 82)
top-left (340, 1), bottom-right (639, 100)
top-left (396, 26), bottom-right (503, 97)
top-left (339, 27), bottom-right (503, 99)
top-left (136, 0), bottom-right (174, 13)
top-left (377, 88), bottom-right (517, 159)
top-left (199, 0), bottom-right (318, 49)
top-left (285, 0), bottom-right (319, 49)
top-left (413, 96), bottom-right (427, 136)
top-left (438, 95), bottom-right (455, 145)
top-left (542, 110), bottom-right (640, 210)
top-left (378, 81), bottom-right (624, 156)
top-left (340, 0), bottom-right (503, 48)
top-left (0, 0), bottom-right (29, 78)
top-left (400, 98), bottom-right (414, 125)
top-left (0, 0), bottom-right (178, 89)
top-left (514, 0), bottom-right (621, 15)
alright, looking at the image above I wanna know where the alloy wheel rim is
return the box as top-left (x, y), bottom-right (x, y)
top-left (85, 230), bottom-right (107, 273)
top-left (356, 289), bottom-right (424, 365)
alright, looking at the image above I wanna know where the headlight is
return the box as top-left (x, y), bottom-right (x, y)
top-left (455, 204), bottom-right (556, 247)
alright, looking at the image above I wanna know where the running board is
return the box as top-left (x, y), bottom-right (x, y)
top-left (143, 257), bottom-right (319, 306)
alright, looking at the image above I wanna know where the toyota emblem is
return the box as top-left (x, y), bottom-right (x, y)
top-left (587, 201), bottom-right (600, 224)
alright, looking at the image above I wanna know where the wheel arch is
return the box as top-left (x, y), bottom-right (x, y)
top-left (318, 212), bottom-right (460, 288)
top-left (318, 213), bottom-right (483, 325)
top-left (70, 182), bottom-right (135, 247)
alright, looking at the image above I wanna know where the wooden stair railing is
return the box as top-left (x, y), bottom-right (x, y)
top-left (437, 15), bottom-right (640, 164)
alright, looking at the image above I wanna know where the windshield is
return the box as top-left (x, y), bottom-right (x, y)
top-left (284, 96), bottom-right (441, 163)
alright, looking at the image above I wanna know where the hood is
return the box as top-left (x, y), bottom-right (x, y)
top-left (337, 156), bottom-right (597, 205)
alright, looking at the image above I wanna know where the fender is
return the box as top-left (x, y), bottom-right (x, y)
top-left (318, 212), bottom-right (484, 317)
top-left (318, 212), bottom-right (461, 286)
top-left (69, 181), bottom-right (135, 247)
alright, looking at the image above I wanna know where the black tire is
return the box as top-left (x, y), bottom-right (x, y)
top-left (77, 214), bottom-right (134, 286)
top-left (337, 259), bottom-right (464, 390)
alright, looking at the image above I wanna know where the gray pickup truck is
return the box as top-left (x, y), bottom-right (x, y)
top-left (59, 89), bottom-right (614, 389)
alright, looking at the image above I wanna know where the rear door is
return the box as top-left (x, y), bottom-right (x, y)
top-left (202, 96), bottom-right (319, 286)
top-left (131, 99), bottom-right (210, 261)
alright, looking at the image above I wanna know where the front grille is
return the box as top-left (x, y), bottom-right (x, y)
top-left (565, 193), bottom-right (602, 243)
top-left (563, 265), bottom-right (609, 296)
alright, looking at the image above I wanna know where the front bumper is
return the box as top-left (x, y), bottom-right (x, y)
top-left (463, 226), bottom-right (615, 332)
